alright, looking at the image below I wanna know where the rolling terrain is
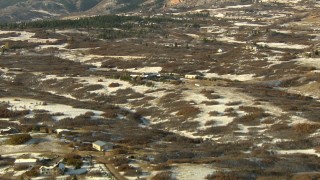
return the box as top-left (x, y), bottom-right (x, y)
top-left (0, 0), bottom-right (320, 179)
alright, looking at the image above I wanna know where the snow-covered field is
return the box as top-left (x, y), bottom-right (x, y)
top-left (295, 58), bottom-right (320, 69)
top-left (216, 36), bottom-right (246, 44)
top-left (256, 42), bottom-right (309, 50)
top-left (203, 73), bottom-right (255, 81)
top-left (172, 164), bottom-right (215, 180)
top-left (0, 134), bottom-right (69, 154)
top-left (0, 97), bottom-right (103, 120)
top-left (0, 31), bottom-right (58, 43)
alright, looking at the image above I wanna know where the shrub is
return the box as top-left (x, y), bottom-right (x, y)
top-left (239, 106), bottom-right (264, 113)
top-left (0, 159), bottom-right (13, 167)
top-left (235, 111), bottom-right (269, 122)
top-left (25, 167), bottom-right (39, 177)
top-left (0, 106), bottom-right (29, 118)
top-left (151, 171), bottom-right (175, 180)
top-left (109, 157), bottom-right (129, 167)
top-left (176, 106), bottom-right (201, 118)
top-left (64, 153), bottom-right (83, 169)
top-left (205, 120), bottom-right (216, 126)
top-left (109, 82), bottom-right (121, 87)
top-left (102, 109), bottom-right (118, 119)
top-left (118, 164), bottom-right (134, 171)
top-left (225, 101), bottom-right (242, 106)
top-left (205, 172), bottom-right (239, 180)
top-left (202, 101), bottom-right (220, 105)
top-left (14, 165), bottom-right (29, 171)
top-left (152, 163), bottom-right (171, 171)
top-left (112, 148), bottom-right (128, 155)
top-left (292, 173), bottom-right (320, 180)
top-left (209, 111), bottom-right (220, 116)
top-left (294, 123), bottom-right (320, 134)
top-left (7, 134), bottom-right (32, 145)
top-left (126, 113), bottom-right (143, 123)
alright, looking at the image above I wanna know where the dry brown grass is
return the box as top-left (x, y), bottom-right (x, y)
top-left (151, 171), bottom-right (174, 180)
top-left (176, 106), bottom-right (201, 118)
top-left (102, 109), bottom-right (118, 118)
top-left (294, 123), bottom-right (320, 134)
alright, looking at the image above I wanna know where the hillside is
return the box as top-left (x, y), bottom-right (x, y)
top-left (1, 0), bottom-right (320, 179)
top-left (0, 0), bottom-right (308, 22)
top-left (0, 0), bottom-right (167, 22)
top-left (0, 0), bottom-right (103, 22)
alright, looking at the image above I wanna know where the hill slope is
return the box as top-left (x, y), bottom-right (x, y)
top-left (0, 0), bottom-right (305, 22)
top-left (0, 0), bottom-right (167, 22)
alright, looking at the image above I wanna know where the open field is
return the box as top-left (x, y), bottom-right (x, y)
top-left (1, 1), bottom-right (320, 179)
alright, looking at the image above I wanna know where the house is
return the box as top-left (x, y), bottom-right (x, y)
top-left (92, 140), bottom-right (113, 152)
top-left (56, 129), bottom-right (71, 134)
top-left (0, 127), bottom-right (19, 134)
top-left (14, 158), bottom-right (38, 167)
top-left (39, 161), bottom-right (65, 175)
top-left (185, 74), bottom-right (199, 79)
top-left (142, 73), bottom-right (161, 79)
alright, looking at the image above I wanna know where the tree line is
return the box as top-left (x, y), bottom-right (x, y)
top-left (0, 15), bottom-right (183, 39)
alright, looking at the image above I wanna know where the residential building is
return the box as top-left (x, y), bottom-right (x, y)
top-left (92, 140), bottom-right (113, 152)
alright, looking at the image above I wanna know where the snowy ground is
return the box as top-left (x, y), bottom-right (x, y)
top-left (256, 42), bottom-right (309, 50)
top-left (0, 30), bottom-right (58, 43)
top-left (295, 58), bottom-right (320, 69)
top-left (0, 134), bottom-right (70, 154)
top-left (172, 164), bottom-right (215, 180)
top-left (0, 97), bottom-right (103, 121)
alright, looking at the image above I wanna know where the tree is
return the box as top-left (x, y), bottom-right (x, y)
top-left (7, 134), bottom-right (32, 145)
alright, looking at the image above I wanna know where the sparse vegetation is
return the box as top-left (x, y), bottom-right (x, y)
top-left (6, 134), bottom-right (31, 145)
top-left (0, 1), bottom-right (320, 179)
top-left (64, 153), bottom-right (83, 169)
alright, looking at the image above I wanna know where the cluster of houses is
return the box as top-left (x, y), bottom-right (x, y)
top-left (3, 127), bottom-right (114, 178)
top-left (11, 140), bottom-right (113, 178)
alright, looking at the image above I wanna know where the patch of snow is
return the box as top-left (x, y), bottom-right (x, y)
top-left (0, 97), bottom-right (103, 121)
top-left (104, 55), bottom-right (146, 60)
top-left (122, 67), bottom-right (163, 73)
top-left (185, 34), bottom-right (200, 39)
top-left (30, 10), bottom-right (59, 16)
top-left (36, 43), bottom-right (68, 50)
top-left (234, 22), bottom-right (267, 27)
top-left (173, 164), bottom-right (215, 180)
top-left (295, 58), bottom-right (320, 69)
top-left (204, 73), bottom-right (255, 81)
top-left (277, 149), bottom-right (320, 157)
top-left (0, 31), bottom-right (58, 43)
top-left (224, 4), bottom-right (252, 9)
top-left (214, 13), bottom-right (225, 18)
top-left (257, 42), bottom-right (309, 50)
top-left (235, 124), bottom-right (250, 133)
top-left (56, 29), bottom-right (89, 34)
top-left (216, 36), bottom-right (246, 44)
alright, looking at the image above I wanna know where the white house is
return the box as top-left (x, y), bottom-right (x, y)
top-left (40, 162), bottom-right (65, 175)
top-left (56, 129), bottom-right (71, 134)
top-left (14, 159), bottom-right (38, 167)
top-left (92, 140), bottom-right (113, 152)
top-left (185, 74), bottom-right (198, 79)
